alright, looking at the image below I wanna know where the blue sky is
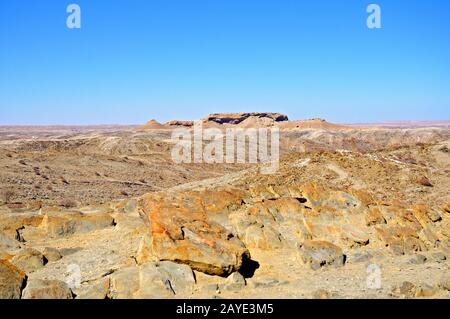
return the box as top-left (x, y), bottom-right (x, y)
top-left (0, 0), bottom-right (449, 124)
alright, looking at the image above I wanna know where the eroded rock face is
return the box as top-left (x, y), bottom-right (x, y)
top-left (375, 225), bottom-right (425, 255)
top-left (0, 177), bottom-right (448, 299)
top-left (203, 113), bottom-right (288, 125)
top-left (0, 259), bottom-right (27, 299)
top-left (139, 190), bottom-right (250, 276)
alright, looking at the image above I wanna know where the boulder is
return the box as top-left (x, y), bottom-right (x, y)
top-left (0, 259), bottom-right (27, 299)
top-left (223, 272), bottom-right (246, 291)
top-left (412, 205), bottom-right (441, 228)
top-left (0, 213), bottom-right (44, 239)
top-left (341, 224), bottom-right (369, 246)
top-left (40, 211), bottom-right (115, 238)
top-left (392, 281), bottom-right (417, 298)
top-left (138, 261), bottom-right (195, 297)
top-left (75, 277), bottom-right (110, 299)
top-left (299, 240), bottom-right (345, 270)
top-left (109, 266), bottom-right (140, 299)
top-left (110, 261), bottom-right (195, 299)
top-left (0, 231), bottom-right (21, 253)
top-left (375, 225), bottom-right (425, 255)
top-left (414, 284), bottom-right (437, 297)
top-left (42, 247), bottom-right (62, 262)
top-left (11, 248), bottom-right (46, 273)
top-left (139, 191), bottom-right (251, 276)
top-left (22, 279), bottom-right (73, 299)
top-left (243, 224), bottom-right (283, 250)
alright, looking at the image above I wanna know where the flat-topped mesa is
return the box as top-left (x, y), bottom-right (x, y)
top-left (203, 112), bottom-right (289, 125)
top-left (165, 120), bottom-right (194, 127)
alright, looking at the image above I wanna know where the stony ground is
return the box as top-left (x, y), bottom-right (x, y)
top-left (0, 120), bottom-right (449, 299)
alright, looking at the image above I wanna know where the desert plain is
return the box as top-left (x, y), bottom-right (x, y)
top-left (0, 112), bottom-right (449, 299)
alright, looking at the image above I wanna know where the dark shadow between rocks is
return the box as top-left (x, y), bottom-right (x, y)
top-left (240, 254), bottom-right (260, 278)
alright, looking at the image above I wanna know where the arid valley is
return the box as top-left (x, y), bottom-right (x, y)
top-left (1, 113), bottom-right (449, 299)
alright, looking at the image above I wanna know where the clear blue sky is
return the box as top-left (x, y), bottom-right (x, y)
top-left (1, 0), bottom-right (449, 125)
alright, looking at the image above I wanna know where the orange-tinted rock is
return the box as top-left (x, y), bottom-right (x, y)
top-left (243, 224), bottom-right (283, 250)
top-left (0, 213), bottom-right (44, 239)
top-left (40, 211), bottom-right (115, 238)
top-left (443, 203), bottom-right (450, 213)
top-left (11, 248), bottom-right (46, 273)
top-left (375, 225), bottom-right (425, 255)
top-left (248, 186), bottom-right (280, 201)
top-left (341, 224), bottom-right (369, 246)
top-left (365, 207), bottom-right (387, 226)
top-left (0, 259), bottom-right (27, 299)
top-left (350, 189), bottom-right (376, 207)
top-left (412, 205), bottom-right (442, 229)
top-left (139, 190), bottom-right (250, 276)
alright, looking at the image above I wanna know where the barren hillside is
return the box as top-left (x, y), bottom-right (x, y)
top-left (1, 114), bottom-right (449, 299)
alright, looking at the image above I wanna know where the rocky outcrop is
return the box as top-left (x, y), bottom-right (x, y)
top-left (165, 120), bottom-right (194, 127)
top-left (139, 190), bottom-right (250, 276)
top-left (298, 240), bottom-right (346, 270)
top-left (203, 112), bottom-right (289, 125)
top-left (0, 231), bottom-right (21, 253)
top-left (11, 248), bottom-right (46, 273)
top-left (39, 210), bottom-right (115, 238)
top-left (0, 259), bottom-right (27, 299)
top-left (109, 261), bottom-right (195, 299)
top-left (42, 247), bottom-right (62, 263)
top-left (0, 178), bottom-right (448, 299)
